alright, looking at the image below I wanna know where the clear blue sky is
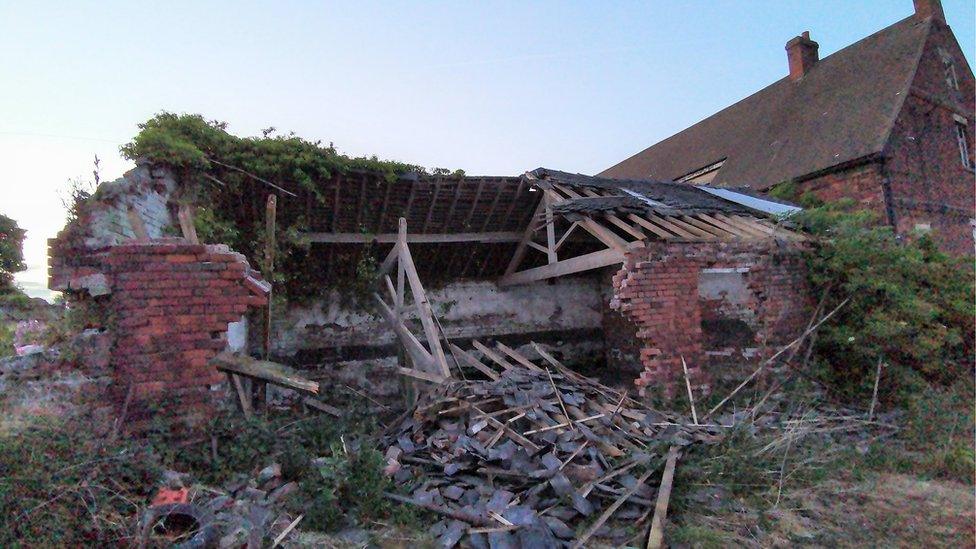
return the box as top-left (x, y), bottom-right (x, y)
top-left (1, 1), bottom-right (973, 298)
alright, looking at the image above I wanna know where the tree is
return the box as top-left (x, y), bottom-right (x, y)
top-left (0, 214), bottom-right (26, 292)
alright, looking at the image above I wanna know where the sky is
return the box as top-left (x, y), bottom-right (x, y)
top-left (1, 1), bottom-right (973, 300)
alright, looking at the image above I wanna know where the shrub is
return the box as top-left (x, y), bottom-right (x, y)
top-left (0, 214), bottom-right (26, 293)
top-left (791, 203), bottom-right (974, 393)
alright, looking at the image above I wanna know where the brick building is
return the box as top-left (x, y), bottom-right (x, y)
top-left (602, 0), bottom-right (975, 255)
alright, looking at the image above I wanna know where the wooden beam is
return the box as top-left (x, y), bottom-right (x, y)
top-left (545, 194), bottom-right (558, 264)
top-left (679, 215), bottom-right (732, 239)
top-left (712, 213), bottom-right (769, 238)
top-left (499, 247), bottom-right (625, 286)
top-left (504, 200), bottom-right (547, 276)
top-left (212, 352), bottom-right (319, 395)
top-left (646, 214), bottom-right (698, 239)
top-left (646, 446), bottom-right (681, 549)
top-left (471, 340), bottom-right (516, 370)
top-left (627, 214), bottom-right (677, 240)
top-left (495, 341), bottom-right (545, 373)
top-left (374, 294), bottom-right (436, 371)
top-left (397, 366), bottom-right (448, 384)
top-left (554, 221), bottom-right (580, 250)
top-left (397, 219), bottom-right (452, 378)
top-left (664, 215), bottom-right (718, 240)
top-left (694, 213), bottom-right (756, 238)
top-left (449, 343), bottom-right (501, 381)
top-left (304, 231), bottom-right (523, 244)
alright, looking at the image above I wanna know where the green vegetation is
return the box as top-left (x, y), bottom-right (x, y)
top-left (0, 214), bottom-right (26, 293)
top-left (790, 202), bottom-right (974, 392)
top-left (0, 416), bottom-right (161, 547)
top-left (119, 113), bottom-right (454, 300)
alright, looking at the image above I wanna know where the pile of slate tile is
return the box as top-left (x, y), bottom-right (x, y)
top-left (382, 361), bottom-right (726, 548)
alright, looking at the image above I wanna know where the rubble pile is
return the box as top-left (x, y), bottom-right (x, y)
top-left (382, 361), bottom-right (725, 547)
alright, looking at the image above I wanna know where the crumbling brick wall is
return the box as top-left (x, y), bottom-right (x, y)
top-left (610, 240), bottom-right (810, 397)
top-left (49, 238), bottom-right (268, 431)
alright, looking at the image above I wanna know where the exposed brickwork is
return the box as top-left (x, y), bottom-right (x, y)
top-left (794, 19), bottom-right (975, 256)
top-left (610, 241), bottom-right (810, 397)
top-left (49, 238), bottom-right (268, 432)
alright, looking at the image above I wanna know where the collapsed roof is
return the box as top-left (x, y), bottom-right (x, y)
top-left (285, 167), bottom-right (803, 286)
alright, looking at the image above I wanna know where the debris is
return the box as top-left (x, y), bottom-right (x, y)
top-left (381, 342), bottom-right (720, 547)
top-left (645, 446), bottom-right (680, 549)
top-left (212, 352), bottom-right (319, 395)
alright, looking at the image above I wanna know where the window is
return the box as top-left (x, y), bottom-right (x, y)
top-left (955, 122), bottom-right (972, 170)
top-left (945, 61), bottom-right (960, 90)
top-left (676, 159), bottom-right (725, 184)
top-left (940, 48), bottom-right (959, 91)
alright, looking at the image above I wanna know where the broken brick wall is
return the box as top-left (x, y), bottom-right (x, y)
top-left (610, 240), bottom-right (811, 398)
top-left (49, 238), bottom-right (268, 431)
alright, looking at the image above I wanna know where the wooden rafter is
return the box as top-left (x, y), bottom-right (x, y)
top-left (374, 218), bottom-right (452, 381)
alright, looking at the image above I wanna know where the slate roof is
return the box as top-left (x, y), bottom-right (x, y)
top-left (600, 15), bottom-right (934, 190)
top-left (531, 168), bottom-right (760, 216)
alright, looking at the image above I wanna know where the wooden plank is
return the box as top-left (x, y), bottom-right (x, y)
top-left (712, 213), bottom-right (768, 238)
top-left (229, 373), bottom-right (252, 419)
top-left (603, 213), bottom-right (646, 240)
top-left (177, 204), bottom-right (199, 243)
top-left (377, 242), bottom-right (400, 278)
top-left (663, 215), bottom-right (717, 240)
top-left (374, 294), bottom-right (436, 371)
top-left (628, 214), bottom-right (677, 240)
top-left (471, 340), bottom-right (516, 370)
top-left (695, 213), bottom-right (756, 238)
top-left (545, 194), bottom-right (557, 264)
top-left (644, 214), bottom-right (697, 239)
top-left (303, 397), bottom-right (341, 416)
top-left (554, 221), bottom-right (580, 250)
top-left (503, 199), bottom-right (546, 276)
top-left (449, 343), bottom-right (501, 381)
top-left (212, 352), bottom-right (319, 395)
top-left (499, 247), bottom-right (625, 286)
top-left (680, 215), bottom-right (733, 239)
top-left (494, 341), bottom-right (545, 373)
top-left (646, 446), bottom-right (681, 549)
top-left (303, 231), bottom-right (524, 244)
top-left (572, 467), bottom-right (656, 549)
top-left (396, 366), bottom-right (448, 384)
top-left (397, 219), bottom-right (451, 378)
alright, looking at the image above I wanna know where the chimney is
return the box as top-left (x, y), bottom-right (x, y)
top-left (913, 0), bottom-right (945, 22)
top-left (785, 31), bottom-right (819, 81)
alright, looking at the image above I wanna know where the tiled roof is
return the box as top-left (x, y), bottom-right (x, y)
top-left (601, 16), bottom-right (933, 190)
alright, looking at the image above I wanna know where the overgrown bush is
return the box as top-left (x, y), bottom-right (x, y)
top-left (0, 214), bottom-right (26, 293)
top-left (790, 202), bottom-right (974, 393)
top-left (119, 113), bottom-right (443, 300)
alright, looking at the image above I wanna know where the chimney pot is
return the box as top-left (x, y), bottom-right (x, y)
top-left (785, 31), bottom-right (819, 82)
top-left (913, 0), bottom-right (945, 22)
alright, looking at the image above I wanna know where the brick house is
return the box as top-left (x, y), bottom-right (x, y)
top-left (602, 0), bottom-right (975, 255)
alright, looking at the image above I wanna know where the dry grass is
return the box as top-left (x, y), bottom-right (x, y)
top-left (670, 472), bottom-right (975, 548)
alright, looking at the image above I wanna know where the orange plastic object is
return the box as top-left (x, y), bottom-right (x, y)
top-left (151, 487), bottom-right (189, 506)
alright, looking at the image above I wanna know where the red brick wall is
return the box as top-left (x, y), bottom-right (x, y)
top-left (49, 238), bottom-right (268, 432)
top-left (789, 21), bottom-right (975, 256)
top-left (610, 240), bottom-right (810, 397)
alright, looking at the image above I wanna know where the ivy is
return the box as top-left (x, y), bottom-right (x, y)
top-left (789, 201), bottom-right (974, 392)
top-left (121, 113), bottom-right (450, 300)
